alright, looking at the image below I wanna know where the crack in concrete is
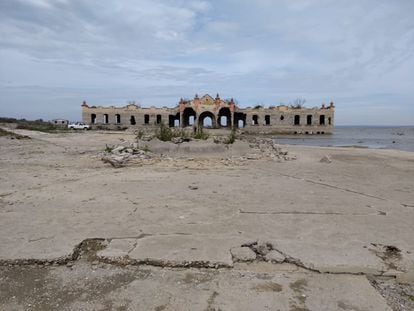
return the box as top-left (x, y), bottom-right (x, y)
top-left (0, 237), bottom-right (404, 279)
top-left (279, 173), bottom-right (389, 202)
top-left (28, 236), bottom-right (53, 243)
top-left (238, 209), bottom-right (381, 216)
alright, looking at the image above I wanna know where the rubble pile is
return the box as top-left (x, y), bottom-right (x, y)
top-left (245, 138), bottom-right (296, 161)
top-left (101, 143), bottom-right (157, 168)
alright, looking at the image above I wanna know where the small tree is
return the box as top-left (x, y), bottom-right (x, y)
top-left (156, 122), bottom-right (174, 141)
top-left (290, 98), bottom-right (306, 109)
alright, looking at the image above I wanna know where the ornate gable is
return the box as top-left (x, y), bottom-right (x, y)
top-left (199, 94), bottom-right (215, 105)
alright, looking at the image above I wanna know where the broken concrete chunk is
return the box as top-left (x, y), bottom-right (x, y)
top-left (171, 137), bottom-right (184, 144)
top-left (231, 247), bottom-right (257, 262)
top-left (265, 250), bottom-right (286, 263)
top-left (255, 241), bottom-right (272, 256)
top-left (112, 146), bottom-right (125, 154)
top-left (97, 238), bottom-right (137, 260)
top-left (320, 155), bottom-right (332, 163)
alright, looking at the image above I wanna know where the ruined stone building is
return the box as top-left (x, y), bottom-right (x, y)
top-left (82, 94), bottom-right (335, 134)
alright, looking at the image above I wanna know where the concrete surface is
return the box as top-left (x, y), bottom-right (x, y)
top-left (0, 129), bottom-right (413, 310)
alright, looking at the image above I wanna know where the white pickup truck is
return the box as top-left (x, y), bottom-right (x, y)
top-left (68, 122), bottom-right (90, 130)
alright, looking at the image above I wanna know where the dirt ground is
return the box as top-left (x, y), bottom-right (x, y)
top-left (0, 128), bottom-right (413, 311)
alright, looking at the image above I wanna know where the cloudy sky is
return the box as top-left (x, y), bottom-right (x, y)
top-left (0, 0), bottom-right (413, 125)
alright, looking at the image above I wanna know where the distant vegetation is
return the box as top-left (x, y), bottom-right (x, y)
top-left (0, 117), bottom-right (67, 133)
top-left (0, 128), bottom-right (30, 139)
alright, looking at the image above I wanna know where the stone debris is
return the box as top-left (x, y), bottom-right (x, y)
top-left (100, 137), bottom-right (295, 167)
top-left (101, 143), bottom-right (157, 168)
top-left (141, 135), bottom-right (153, 142)
top-left (265, 250), bottom-right (286, 263)
top-left (171, 137), bottom-right (184, 144)
top-left (320, 155), bottom-right (332, 163)
top-left (247, 138), bottom-right (296, 161)
top-left (241, 240), bottom-right (286, 263)
top-left (230, 247), bottom-right (257, 262)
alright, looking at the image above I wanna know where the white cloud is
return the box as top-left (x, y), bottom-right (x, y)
top-left (0, 0), bottom-right (413, 124)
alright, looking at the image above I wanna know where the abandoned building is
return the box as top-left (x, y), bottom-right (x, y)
top-left (81, 94), bottom-right (335, 134)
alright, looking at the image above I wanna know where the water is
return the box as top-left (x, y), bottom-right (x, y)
top-left (273, 126), bottom-right (414, 152)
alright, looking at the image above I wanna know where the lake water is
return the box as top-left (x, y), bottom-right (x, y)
top-left (273, 126), bottom-right (414, 152)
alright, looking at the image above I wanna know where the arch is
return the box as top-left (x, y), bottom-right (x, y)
top-left (307, 115), bottom-right (312, 125)
top-left (294, 115), bottom-right (300, 125)
top-left (116, 114), bottom-right (121, 124)
top-left (234, 112), bottom-right (246, 129)
top-left (91, 114), bottom-right (96, 124)
top-left (169, 112), bottom-right (180, 127)
top-left (252, 115), bottom-right (259, 125)
top-left (198, 111), bottom-right (216, 128)
top-left (182, 107), bottom-right (196, 127)
top-left (130, 116), bottom-right (136, 125)
top-left (265, 115), bottom-right (270, 125)
top-left (144, 114), bottom-right (150, 124)
top-left (103, 114), bottom-right (109, 124)
top-left (218, 107), bottom-right (231, 127)
top-left (156, 114), bottom-right (162, 124)
top-left (319, 115), bottom-right (325, 125)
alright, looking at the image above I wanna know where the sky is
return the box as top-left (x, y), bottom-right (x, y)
top-left (0, 0), bottom-right (414, 125)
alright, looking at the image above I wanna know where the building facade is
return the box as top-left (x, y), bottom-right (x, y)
top-left (82, 94), bottom-right (335, 134)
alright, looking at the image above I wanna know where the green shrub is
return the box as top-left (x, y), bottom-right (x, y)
top-left (156, 122), bottom-right (189, 141)
top-left (104, 144), bottom-right (114, 152)
top-left (193, 127), bottom-right (209, 140)
top-left (227, 127), bottom-right (236, 144)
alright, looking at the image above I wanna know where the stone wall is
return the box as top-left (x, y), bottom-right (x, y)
top-left (81, 95), bottom-right (335, 134)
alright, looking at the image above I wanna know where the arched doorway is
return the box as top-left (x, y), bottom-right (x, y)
top-left (218, 107), bottom-right (231, 127)
top-left (234, 112), bottom-right (246, 128)
top-left (130, 116), bottom-right (136, 125)
top-left (169, 112), bottom-right (180, 127)
top-left (198, 111), bottom-right (216, 128)
top-left (182, 107), bottom-right (196, 127)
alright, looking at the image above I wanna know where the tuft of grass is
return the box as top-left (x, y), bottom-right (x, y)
top-left (104, 144), bottom-right (114, 153)
top-left (193, 127), bottom-right (209, 140)
top-left (226, 127), bottom-right (236, 144)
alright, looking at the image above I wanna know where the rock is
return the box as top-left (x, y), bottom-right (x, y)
top-left (188, 185), bottom-right (198, 190)
top-left (396, 271), bottom-right (414, 284)
top-left (66, 262), bottom-right (74, 268)
top-left (231, 247), bottom-right (257, 262)
top-left (172, 137), bottom-right (184, 144)
top-left (246, 153), bottom-right (260, 160)
top-left (141, 135), bottom-right (153, 142)
top-left (112, 146), bottom-right (125, 154)
top-left (101, 155), bottom-right (126, 168)
top-left (265, 250), bottom-right (286, 263)
top-left (320, 155), bottom-right (332, 163)
top-left (254, 241), bottom-right (272, 256)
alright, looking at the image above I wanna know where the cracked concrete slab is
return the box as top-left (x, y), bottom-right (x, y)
top-left (1, 130), bottom-right (413, 309)
top-left (127, 235), bottom-right (238, 267)
top-left (0, 263), bottom-right (393, 311)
